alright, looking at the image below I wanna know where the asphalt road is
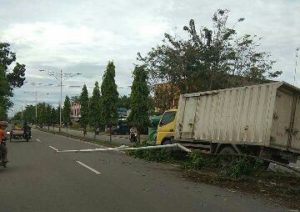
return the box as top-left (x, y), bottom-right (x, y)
top-left (0, 129), bottom-right (288, 212)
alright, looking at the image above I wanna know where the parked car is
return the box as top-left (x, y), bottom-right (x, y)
top-left (106, 120), bottom-right (130, 135)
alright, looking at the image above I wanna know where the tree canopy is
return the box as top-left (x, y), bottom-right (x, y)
top-left (100, 61), bottom-right (119, 128)
top-left (63, 95), bottom-right (71, 126)
top-left (79, 84), bottom-right (89, 134)
top-left (117, 95), bottom-right (130, 109)
top-left (89, 81), bottom-right (101, 132)
top-left (127, 65), bottom-right (150, 137)
top-left (0, 42), bottom-right (26, 118)
top-left (138, 9), bottom-right (281, 95)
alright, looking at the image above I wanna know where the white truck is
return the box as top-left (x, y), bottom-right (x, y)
top-left (157, 82), bottom-right (300, 164)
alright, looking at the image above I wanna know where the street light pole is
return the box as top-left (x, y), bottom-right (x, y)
top-left (295, 48), bottom-right (300, 85)
top-left (35, 90), bottom-right (38, 124)
top-left (39, 69), bottom-right (81, 133)
top-left (59, 70), bottom-right (63, 132)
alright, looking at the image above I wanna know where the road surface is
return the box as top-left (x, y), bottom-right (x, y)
top-left (42, 126), bottom-right (148, 146)
top-left (0, 129), bottom-right (288, 212)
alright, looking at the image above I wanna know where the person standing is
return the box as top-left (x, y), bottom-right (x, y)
top-left (0, 121), bottom-right (8, 164)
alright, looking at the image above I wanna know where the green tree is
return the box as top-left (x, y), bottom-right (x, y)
top-left (0, 42), bottom-right (26, 117)
top-left (37, 103), bottom-right (47, 127)
top-left (89, 81), bottom-right (101, 137)
top-left (100, 61), bottom-right (119, 142)
top-left (12, 111), bottom-right (22, 121)
top-left (127, 65), bottom-right (150, 142)
top-left (55, 106), bottom-right (61, 126)
top-left (138, 9), bottom-right (281, 97)
top-left (46, 104), bottom-right (52, 130)
top-left (70, 96), bottom-right (80, 104)
top-left (23, 105), bottom-right (36, 124)
top-left (63, 96), bottom-right (71, 127)
top-left (51, 107), bottom-right (57, 129)
top-left (117, 95), bottom-right (130, 109)
top-left (80, 84), bottom-right (89, 136)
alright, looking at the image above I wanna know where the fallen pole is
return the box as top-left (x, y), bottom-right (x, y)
top-left (55, 143), bottom-right (191, 153)
top-left (51, 143), bottom-right (300, 175)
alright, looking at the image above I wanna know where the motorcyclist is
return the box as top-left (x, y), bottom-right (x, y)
top-left (0, 121), bottom-right (8, 164)
top-left (23, 121), bottom-right (31, 138)
top-left (129, 126), bottom-right (137, 143)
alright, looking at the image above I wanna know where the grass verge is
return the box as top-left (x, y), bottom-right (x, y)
top-left (128, 147), bottom-right (300, 209)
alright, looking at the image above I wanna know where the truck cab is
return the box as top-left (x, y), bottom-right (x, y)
top-left (156, 109), bottom-right (177, 145)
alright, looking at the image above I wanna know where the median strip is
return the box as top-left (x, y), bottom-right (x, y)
top-left (76, 161), bottom-right (101, 175)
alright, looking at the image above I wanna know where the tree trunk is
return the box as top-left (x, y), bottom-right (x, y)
top-left (109, 126), bottom-right (112, 142)
top-left (83, 127), bottom-right (87, 137)
top-left (137, 130), bottom-right (141, 144)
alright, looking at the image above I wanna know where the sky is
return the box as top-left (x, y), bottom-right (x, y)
top-left (0, 0), bottom-right (299, 116)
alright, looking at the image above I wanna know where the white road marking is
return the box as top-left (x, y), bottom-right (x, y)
top-left (76, 161), bottom-right (101, 175)
top-left (49, 146), bottom-right (58, 152)
top-left (36, 138), bottom-right (42, 143)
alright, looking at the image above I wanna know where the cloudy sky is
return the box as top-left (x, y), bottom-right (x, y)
top-left (0, 0), bottom-right (299, 116)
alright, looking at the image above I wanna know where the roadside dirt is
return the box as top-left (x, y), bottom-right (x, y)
top-left (183, 169), bottom-right (300, 210)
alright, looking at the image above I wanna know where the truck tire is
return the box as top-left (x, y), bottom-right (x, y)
top-left (162, 139), bottom-right (171, 145)
top-left (218, 146), bottom-right (236, 167)
top-left (219, 146), bottom-right (236, 155)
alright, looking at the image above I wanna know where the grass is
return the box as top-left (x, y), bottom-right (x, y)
top-left (128, 148), bottom-right (274, 179)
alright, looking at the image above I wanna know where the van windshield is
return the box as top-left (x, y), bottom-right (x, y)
top-left (160, 111), bottom-right (176, 126)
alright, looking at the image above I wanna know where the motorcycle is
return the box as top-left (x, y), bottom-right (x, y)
top-left (129, 129), bottom-right (137, 143)
top-left (0, 141), bottom-right (7, 168)
top-left (10, 127), bottom-right (31, 142)
top-left (24, 129), bottom-right (31, 142)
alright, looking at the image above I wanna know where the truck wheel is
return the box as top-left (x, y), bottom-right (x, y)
top-left (162, 139), bottom-right (171, 145)
top-left (219, 146), bottom-right (236, 155)
top-left (218, 146), bottom-right (236, 167)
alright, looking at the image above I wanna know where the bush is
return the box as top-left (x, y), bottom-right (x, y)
top-left (128, 146), bottom-right (267, 179)
top-left (185, 152), bottom-right (206, 169)
top-left (128, 149), bottom-right (172, 162)
top-left (128, 145), bottom-right (187, 163)
top-left (219, 156), bottom-right (267, 178)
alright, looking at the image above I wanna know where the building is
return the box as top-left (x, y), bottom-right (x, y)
top-left (153, 82), bottom-right (180, 113)
top-left (71, 102), bottom-right (81, 121)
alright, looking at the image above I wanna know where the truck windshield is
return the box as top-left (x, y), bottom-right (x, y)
top-left (160, 111), bottom-right (176, 126)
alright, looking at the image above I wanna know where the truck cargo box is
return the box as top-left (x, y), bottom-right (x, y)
top-left (175, 82), bottom-right (300, 154)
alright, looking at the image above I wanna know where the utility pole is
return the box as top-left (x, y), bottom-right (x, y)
top-left (39, 69), bottom-right (81, 133)
top-left (295, 48), bottom-right (300, 85)
top-left (35, 90), bottom-right (38, 124)
top-left (59, 70), bottom-right (63, 132)
top-left (24, 90), bottom-right (49, 125)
